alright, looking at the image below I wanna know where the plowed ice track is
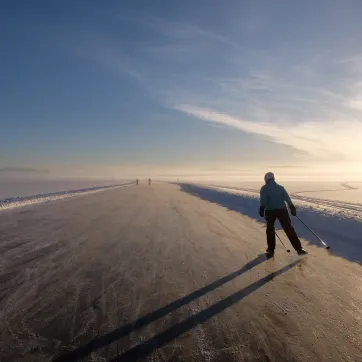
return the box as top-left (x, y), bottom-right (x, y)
top-left (0, 183), bottom-right (361, 361)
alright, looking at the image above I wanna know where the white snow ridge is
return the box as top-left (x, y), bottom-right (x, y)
top-left (0, 182), bottom-right (133, 211)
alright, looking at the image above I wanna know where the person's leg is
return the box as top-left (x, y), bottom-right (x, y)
top-left (265, 211), bottom-right (277, 253)
top-left (278, 209), bottom-right (302, 251)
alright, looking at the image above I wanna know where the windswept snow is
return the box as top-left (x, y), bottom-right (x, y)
top-left (0, 181), bottom-right (134, 211)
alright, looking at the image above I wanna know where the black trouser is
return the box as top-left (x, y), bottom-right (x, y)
top-left (265, 209), bottom-right (302, 251)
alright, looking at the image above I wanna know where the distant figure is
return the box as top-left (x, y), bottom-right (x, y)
top-left (259, 172), bottom-right (307, 256)
top-left (148, 178), bottom-right (151, 185)
top-left (136, 179), bottom-right (139, 186)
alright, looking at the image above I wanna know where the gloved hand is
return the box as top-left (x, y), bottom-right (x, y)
top-left (289, 203), bottom-right (297, 216)
top-left (259, 206), bottom-right (265, 218)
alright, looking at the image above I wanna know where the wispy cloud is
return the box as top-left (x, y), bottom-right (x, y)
top-left (207, 73), bottom-right (274, 93)
top-left (175, 105), bottom-right (362, 161)
top-left (346, 98), bottom-right (362, 111)
top-left (335, 55), bottom-right (362, 64)
top-left (61, 26), bottom-right (144, 82)
top-left (143, 17), bottom-right (242, 50)
top-left (75, 43), bottom-right (143, 81)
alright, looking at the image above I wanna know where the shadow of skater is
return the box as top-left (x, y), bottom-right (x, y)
top-left (110, 260), bottom-right (301, 362)
top-left (53, 255), bottom-right (268, 362)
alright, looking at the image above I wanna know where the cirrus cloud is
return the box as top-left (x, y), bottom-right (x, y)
top-left (174, 104), bottom-right (362, 161)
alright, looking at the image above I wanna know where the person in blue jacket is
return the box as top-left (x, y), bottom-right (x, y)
top-left (259, 172), bottom-right (307, 256)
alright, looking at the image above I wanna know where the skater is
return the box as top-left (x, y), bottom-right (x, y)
top-left (148, 178), bottom-right (151, 185)
top-left (136, 179), bottom-right (139, 186)
top-left (259, 172), bottom-right (307, 256)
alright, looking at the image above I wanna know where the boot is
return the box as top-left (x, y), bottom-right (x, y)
top-left (297, 248), bottom-right (308, 255)
top-left (266, 249), bottom-right (274, 257)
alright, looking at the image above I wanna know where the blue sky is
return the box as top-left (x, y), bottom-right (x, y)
top-left (1, 0), bottom-right (362, 179)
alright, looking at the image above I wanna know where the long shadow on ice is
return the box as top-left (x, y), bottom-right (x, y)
top-left (110, 260), bottom-right (300, 362)
top-left (180, 183), bottom-right (362, 265)
top-left (53, 254), bottom-right (269, 361)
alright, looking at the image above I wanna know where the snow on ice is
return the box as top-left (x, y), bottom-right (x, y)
top-left (0, 181), bottom-right (134, 211)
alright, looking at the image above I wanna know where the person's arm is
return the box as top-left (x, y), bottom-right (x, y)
top-left (259, 187), bottom-right (266, 217)
top-left (283, 187), bottom-right (296, 216)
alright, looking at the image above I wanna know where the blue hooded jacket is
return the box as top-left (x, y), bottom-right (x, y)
top-left (260, 180), bottom-right (292, 210)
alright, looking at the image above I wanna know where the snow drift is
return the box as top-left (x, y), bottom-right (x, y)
top-left (0, 182), bottom-right (134, 211)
